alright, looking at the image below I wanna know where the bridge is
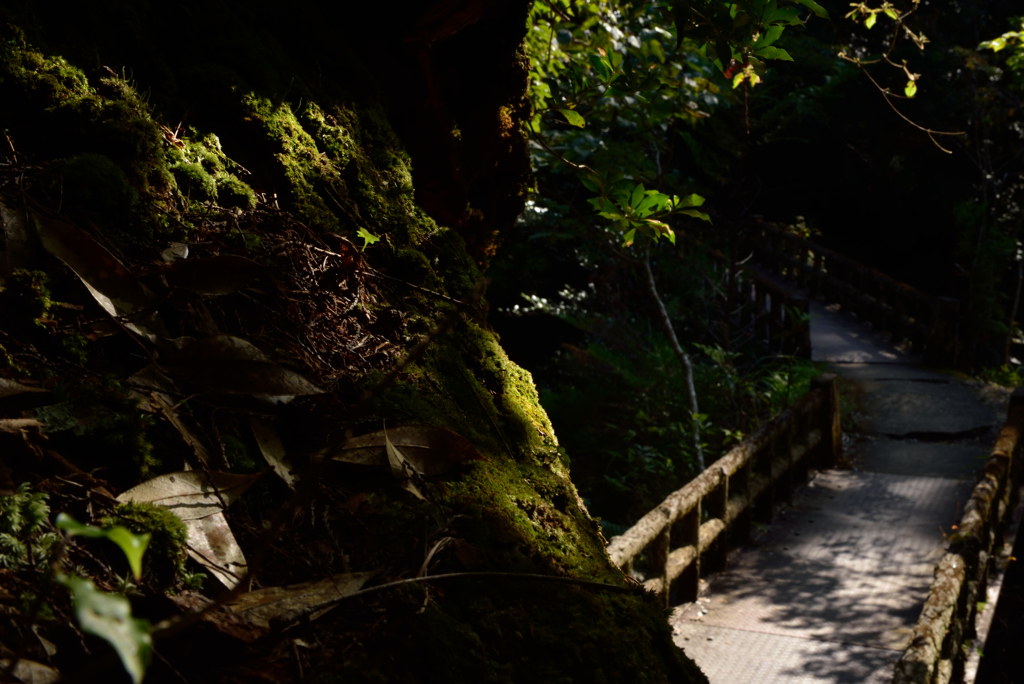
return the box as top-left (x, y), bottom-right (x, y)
top-left (606, 224), bottom-right (1024, 684)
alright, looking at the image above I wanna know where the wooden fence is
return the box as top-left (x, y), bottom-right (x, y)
top-left (606, 375), bottom-right (841, 605)
top-left (743, 222), bottom-right (959, 367)
top-left (701, 240), bottom-right (811, 358)
top-left (893, 387), bottom-right (1024, 684)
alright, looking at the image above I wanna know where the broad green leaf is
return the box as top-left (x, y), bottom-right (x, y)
top-left (883, 8), bottom-right (898, 20)
top-left (636, 194), bottom-right (665, 217)
top-left (579, 174), bottom-right (600, 193)
top-left (557, 108), bottom-right (586, 128)
top-left (57, 574), bottom-right (151, 684)
top-left (765, 8), bottom-right (801, 25)
top-left (630, 184), bottom-right (646, 210)
top-left (681, 208), bottom-right (712, 222)
top-left (677, 193), bottom-right (706, 208)
top-left (356, 227), bottom-right (379, 250)
top-left (753, 25), bottom-right (785, 49)
top-left (56, 513), bottom-right (150, 582)
top-left (589, 53), bottom-right (612, 81)
top-left (905, 80), bottom-right (917, 98)
top-left (864, 12), bottom-right (877, 28)
top-left (622, 228), bottom-right (637, 247)
top-left (754, 46), bottom-right (794, 61)
top-left (649, 39), bottom-right (666, 64)
top-left (794, 0), bottom-right (829, 19)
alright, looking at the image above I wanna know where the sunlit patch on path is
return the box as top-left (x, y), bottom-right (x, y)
top-left (670, 302), bottom-right (998, 683)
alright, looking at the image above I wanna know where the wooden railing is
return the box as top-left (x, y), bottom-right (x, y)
top-left (606, 375), bottom-right (841, 605)
top-left (893, 387), bottom-right (1024, 684)
top-left (744, 222), bottom-right (960, 366)
top-left (701, 241), bottom-right (811, 359)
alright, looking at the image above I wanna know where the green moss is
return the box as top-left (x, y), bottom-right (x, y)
top-left (170, 161), bottom-right (218, 203)
top-left (101, 501), bottom-right (188, 587)
top-left (61, 153), bottom-right (139, 221)
top-left (217, 173), bottom-right (257, 208)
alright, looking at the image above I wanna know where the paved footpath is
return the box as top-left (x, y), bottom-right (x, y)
top-left (670, 301), bottom-right (1000, 683)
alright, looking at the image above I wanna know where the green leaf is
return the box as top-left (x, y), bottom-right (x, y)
top-left (579, 174), bottom-right (600, 193)
top-left (754, 46), bottom-right (794, 61)
top-left (589, 53), bottom-right (613, 81)
top-left (794, 0), bottom-right (829, 19)
top-left (765, 8), bottom-right (801, 25)
top-left (904, 80), bottom-right (917, 98)
top-left (622, 228), bottom-right (637, 247)
top-left (753, 25), bottom-right (785, 49)
top-left (630, 184), bottom-right (646, 211)
top-left (864, 12), bottom-right (877, 28)
top-left (649, 39), bottom-right (666, 64)
top-left (57, 574), bottom-right (151, 684)
top-left (56, 513), bottom-right (150, 582)
top-left (557, 108), bottom-right (586, 128)
top-left (883, 8), bottom-right (898, 20)
top-left (356, 228), bottom-right (380, 251)
top-left (677, 193), bottom-right (706, 208)
top-left (681, 208), bottom-right (712, 222)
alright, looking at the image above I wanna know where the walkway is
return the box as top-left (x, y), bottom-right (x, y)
top-left (670, 302), bottom-right (1000, 683)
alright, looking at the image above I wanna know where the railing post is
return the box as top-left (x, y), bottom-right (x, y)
top-left (673, 504), bottom-right (701, 603)
top-left (648, 525), bottom-right (671, 608)
top-left (811, 374), bottom-right (841, 469)
top-left (732, 460), bottom-right (752, 543)
top-left (705, 470), bottom-right (728, 574)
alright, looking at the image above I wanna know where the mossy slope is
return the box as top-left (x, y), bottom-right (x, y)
top-left (0, 2), bottom-right (706, 681)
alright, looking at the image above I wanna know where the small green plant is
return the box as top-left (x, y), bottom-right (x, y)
top-left (980, 363), bottom-right (1024, 387)
top-left (56, 513), bottom-right (153, 684)
top-left (0, 483), bottom-right (61, 569)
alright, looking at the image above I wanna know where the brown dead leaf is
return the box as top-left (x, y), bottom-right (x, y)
top-left (165, 335), bottom-right (325, 397)
top-left (30, 210), bottom-right (169, 340)
top-left (117, 470), bottom-right (266, 589)
top-left (250, 417), bottom-right (298, 489)
top-left (186, 511), bottom-right (248, 589)
top-left (0, 418), bottom-right (43, 433)
top-left (116, 470), bottom-right (265, 521)
top-left (226, 571), bottom-right (377, 629)
top-left (332, 425), bottom-right (483, 476)
top-left (167, 591), bottom-right (267, 644)
top-left (149, 392), bottom-right (212, 468)
top-left (163, 254), bottom-right (266, 295)
top-left (385, 427), bottom-right (426, 501)
top-left (0, 659), bottom-right (61, 684)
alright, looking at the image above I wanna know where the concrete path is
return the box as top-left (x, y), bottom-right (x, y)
top-left (671, 301), bottom-right (999, 683)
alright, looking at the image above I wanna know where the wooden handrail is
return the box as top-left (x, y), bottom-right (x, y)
top-left (606, 374), bottom-right (841, 605)
top-left (743, 222), bottom-right (960, 366)
top-left (892, 387), bottom-right (1024, 684)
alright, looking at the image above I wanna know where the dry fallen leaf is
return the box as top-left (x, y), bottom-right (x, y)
top-left (226, 571), bottom-right (377, 628)
top-left (165, 335), bottom-right (325, 397)
top-left (116, 470), bottom-right (265, 589)
top-left (250, 416), bottom-right (299, 489)
top-left (385, 427), bottom-right (426, 501)
top-left (332, 424), bottom-right (483, 476)
top-left (0, 418), bottom-right (44, 433)
top-left (149, 392), bottom-right (212, 469)
top-left (0, 377), bottom-right (50, 401)
top-left (0, 658), bottom-right (61, 684)
top-left (31, 210), bottom-right (168, 340)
